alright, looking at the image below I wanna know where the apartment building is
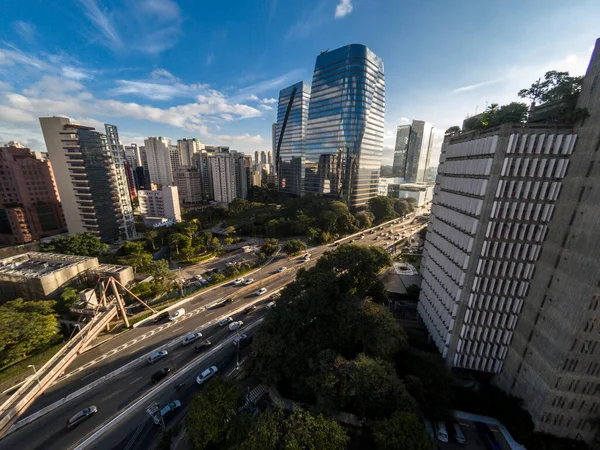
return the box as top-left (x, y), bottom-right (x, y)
top-left (138, 185), bottom-right (181, 222)
top-left (144, 136), bottom-right (173, 187)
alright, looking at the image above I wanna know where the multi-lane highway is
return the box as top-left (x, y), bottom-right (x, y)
top-left (0, 214), bottom-right (427, 450)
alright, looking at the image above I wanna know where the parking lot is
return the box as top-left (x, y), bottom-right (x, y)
top-left (434, 419), bottom-right (512, 450)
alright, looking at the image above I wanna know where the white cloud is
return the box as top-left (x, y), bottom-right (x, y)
top-left (62, 66), bottom-right (92, 80)
top-left (232, 69), bottom-right (304, 101)
top-left (76, 0), bottom-right (182, 54)
top-left (12, 21), bottom-right (36, 42)
top-left (399, 117), bottom-right (410, 124)
top-left (149, 68), bottom-right (178, 81)
top-left (260, 104), bottom-right (274, 111)
top-left (261, 97), bottom-right (277, 104)
top-left (206, 53), bottom-right (215, 67)
top-left (334, 0), bottom-right (353, 19)
top-left (285, 0), bottom-right (329, 39)
top-left (248, 94), bottom-right (259, 101)
top-left (450, 78), bottom-right (503, 94)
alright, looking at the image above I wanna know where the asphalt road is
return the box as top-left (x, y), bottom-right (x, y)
top-left (0, 214), bottom-right (427, 450)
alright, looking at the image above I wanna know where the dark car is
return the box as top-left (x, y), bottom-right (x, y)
top-left (232, 334), bottom-right (253, 348)
top-left (66, 405), bottom-right (98, 430)
top-left (243, 305), bottom-right (257, 314)
top-left (153, 311), bottom-right (169, 323)
top-left (151, 368), bottom-right (171, 383)
top-left (218, 298), bottom-right (233, 307)
top-left (194, 339), bottom-right (212, 353)
top-left (269, 293), bottom-right (281, 301)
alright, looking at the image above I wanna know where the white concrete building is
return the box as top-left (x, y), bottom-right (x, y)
top-left (177, 138), bottom-right (203, 167)
top-left (144, 136), bottom-right (173, 187)
top-left (418, 124), bottom-right (577, 373)
top-left (138, 185), bottom-right (181, 223)
top-left (39, 117), bottom-right (136, 242)
top-left (209, 152), bottom-right (237, 204)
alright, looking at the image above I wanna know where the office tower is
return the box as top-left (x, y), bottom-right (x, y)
top-left (195, 151), bottom-right (213, 200)
top-left (209, 152), bottom-right (237, 203)
top-left (268, 151), bottom-right (272, 165)
top-left (139, 145), bottom-right (150, 188)
top-left (232, 152), bottom-right (250, 200)
top-left (392, 120), bottom-right (436, 182)
top-left (305, 44), bottom-right (385, 208)
top-left (169, 144), bottom-right (179, 171)
top-left (260, 151), bottom-right (267, 165)
top-left (392, 124), bottom-right (410, 177)
top-left (123, 144), bottom-right (142, 167)
top-left (418, 124), bottom-right (577, 373)
top-left (138, 186), bottom-right (181, 222)
top-left (177, 138), bottom-right (203, 167)
top-left (276, 81), bottom-right (311, 196)
top-left (173, 166), bottom-right (203, 204)
top-left (144, 137), bottom-right (173, 187)
top-left (254, 151), bottom-right (259, 168)
top-left (251, 169), bottom-right (262, 187)
top-left (271, 123), bottom-right (276, 165)
top-left (493, 39), bottom-right (600, 444)
top-left (39, 117), bottom-right (136, 242)
top-left (0, 144), bottom-right (66, 244)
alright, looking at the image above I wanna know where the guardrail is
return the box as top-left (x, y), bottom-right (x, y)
top-left (0, 303), bottom-right (119, 437)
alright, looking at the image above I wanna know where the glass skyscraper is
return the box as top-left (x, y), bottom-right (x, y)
top-left (392, 124), bottom-right (411, 177)
top-left (392, 120), bottom-right (436, 183)
top-left (304, 44), bottom-right (385, 208)
top-left (275, 81), bottom-right (311, 197)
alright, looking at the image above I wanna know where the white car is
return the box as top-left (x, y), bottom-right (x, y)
top-left (228, 321), bottom-right (243, 331)
top-left (233, 277), bottom-right (245, 286)
top-left (196, 366), bottom-right (218, 385)
top-left (244, 278), bottom-right (255, 285)
top-left (303, 254), bottom-right (311, 260)
top-left (266, 302), bottom-right (276, 310)
top-left (147, 350), bottom-right (168, 364)
top-left (256, 287), bottom-right (267, 296)
top-left (182, 332), bottom-right (202, 346)
top-left (153, 400), bottom-right (181, 425)
top-left (219, 317), bottom-right (233, 327)
top-left (169, 308), bottom-right (185, 321)
top-left (278, 267), bottom-right (287, 273)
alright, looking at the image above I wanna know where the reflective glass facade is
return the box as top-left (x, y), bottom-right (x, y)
top-left (392, 124), bottom-right (410, 177)
top-left (404, 120), bottom-right (434, 183)
top-left (276, 81), bottom-right (310, 197)
top-left (304, 44), bottom-right (385, 208)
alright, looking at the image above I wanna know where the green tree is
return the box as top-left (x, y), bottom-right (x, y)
top-left (144, 229), bottom-right (158, 251)
top-left (40, 232), bottom-right (109, 257)
top-left (169, 233), bottom-right (191, 255)
top-left (393, 198), bottom-right (413, 217)
top-left (0, 299), bottom-right (60, 367)
top-left (224, 237), bottom-right (234, 246)
top-left (261, 238), bottom-right (279, 256)
top-left (368, 196), bottom-right (395, 223)
top-left (174, 221), bottom-right (199, 239)
top-left (56, 287), bottom-right (80, 314)
top-left (373, 411), bottom-right (433, 450)
top-left (211, 273), bottom-right (226, 284)
top-left (282, 239), bottom-right (307, 256)
top-left (354, 211), bottom-right (374, 229)
top-left (118, 249), bottom-right (152, 273)
top-left (210, 237), bottom-right (222, 251)
top-left (444, 126), bottom-right (461, 137)
top-left (186, 377), bottom-right (243, 450)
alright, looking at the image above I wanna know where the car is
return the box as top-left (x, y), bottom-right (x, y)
top-left (182, 332), bottom-right (202, 346)
top-left (151, 367), bottom-right (171, 383)
top-left (194, 274), bottom-right (204, 281)
top-left (374, 236), bottom-right (379, 240)
top-left (226, 261), bottom-right (234, 266)
top-left (303, 253), bottom-right (311, 260)
top-left (229, 321), bottom-right (244, 331)
top-left (269, 292), bottom-right (281, 301)
top-left (332, 241), bottom-right (340, 246)
top-left (147, 350), bottom-right (168, 364)
top-left (243, 305), bottom-right (257, 314)
top-left (194, 339), bottom-right (212, 352)
top-left (278, 266), bottom-right (287, 273)
top-left (435, 421), bottom-right (449, 443)
top-left (232, 334), bottom-right (253, 347)
top-left (169, 308), bottom-right (185, 321)
top-left (153, 400), bottom-right (181, 425)
top-left (219, 317), bottom-right (233, 327)
top-left (266, 301), bottom-right (276, 310)
top-left (196, 366), bottom-right (218, 385)
top-left (256, 287), bottom-right (267, 296)
top-left (222, 297), bottom-right (233, 305)
top-left (244, 278), bottom-right (255, 285)
top-left (66, 406), bottom-right (98, 430)
top-left (452, 422), bottom-right (466, 444)
top-left (233, 277), bottom-right (245, 286)
top-left (153, 311), bottom-right (169, 323)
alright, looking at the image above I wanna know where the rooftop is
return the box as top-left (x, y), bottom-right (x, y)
top-left (0, 252), bottom-right (94, 279)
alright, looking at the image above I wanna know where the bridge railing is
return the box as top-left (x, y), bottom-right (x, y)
top-left (0, 303), bottom-right (118, 436)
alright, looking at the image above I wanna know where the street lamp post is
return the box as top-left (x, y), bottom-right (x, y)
top-left (28, 365), bottom-right (41, 390)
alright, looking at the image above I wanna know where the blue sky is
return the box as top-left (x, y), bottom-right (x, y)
top-left (1, 0), bottom-right (599, 165)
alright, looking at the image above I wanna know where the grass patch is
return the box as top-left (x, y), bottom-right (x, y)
top-left (0, 341), bottom-right (66, 385)
top-left (176, 251), bottom-right (216, 265)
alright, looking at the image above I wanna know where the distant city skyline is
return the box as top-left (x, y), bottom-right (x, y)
top-left (1, 1), bottom-right (598, 166)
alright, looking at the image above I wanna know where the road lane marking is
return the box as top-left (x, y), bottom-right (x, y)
top-left (80, 370), bottom-right (99, 381)
top-left (171, 326), bottom-right (184, 333)
top-left (129, 377), bottom-right (142, 385)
